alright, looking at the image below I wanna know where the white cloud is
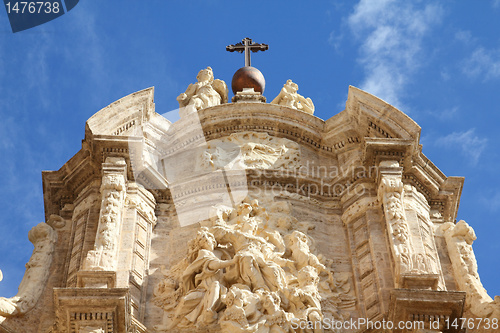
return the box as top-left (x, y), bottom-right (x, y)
top-left (455, 30), bottom-right (473, 44)
top-left (428, 106), bottom-right (459, 121)
top-left (437, 128), bottom-right (488, 165)
top-left (328, 30), bottom-right (343, 52)
top-left (493, 0), bottom-right (500, 9)
top-left (347, 0), bottom-right (443, 109)
top-left (481, 191), bottom-right (500, 212)
top-left (463, 47), bottom-right (500, 80)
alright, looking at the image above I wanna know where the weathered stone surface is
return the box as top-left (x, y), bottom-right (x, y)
top-left (0, 83), bottom-right (493, 333)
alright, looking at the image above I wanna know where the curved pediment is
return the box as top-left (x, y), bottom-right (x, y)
top-left (86, 87), bottom-right (156, 137)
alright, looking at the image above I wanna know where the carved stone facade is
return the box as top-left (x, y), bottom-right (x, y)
top-left (0, 78), bottom-right (497, 332)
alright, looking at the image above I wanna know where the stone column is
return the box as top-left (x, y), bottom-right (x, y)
top-left (83, 157), bottom-right (127, 273)
top-left (342, 181), bottom-right (394, 320)
top-left (378, 160), bottom-right (414, 285)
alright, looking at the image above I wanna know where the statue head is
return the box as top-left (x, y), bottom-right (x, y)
top-left (226, 285), bottom-right (247, 307)
top-left (189, 228), bottom-right (216, 253)
top-left (239, 218), bottom-right (259, 235)
top-left (290, 230), bottom-right (309, 247)
top-left (298, 266), bottom-right (319, 287)
top-left (260, 291), bottom-right (280, 312)
top-left (197, 67), bottom-right (214, 83)
top-left (283, 79), bottom-right (298, 93)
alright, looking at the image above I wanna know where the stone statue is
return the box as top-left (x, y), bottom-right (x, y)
top-left (220, 285), bottom-right (263, 332)
top-left (287, 231), bottom-right (325, 273)
top-left (177, 67), bottom-right (228, 113)
top-left (287, 266), bottom-right (323, 333)
top-left (260, 291), bottom-right (291, 333)
top-left (0, 223), bottom-right (57, 317)
top-left (167, 228), bottom-right (236, 328)
top-left (441, 220), bottom-right (500, 324)
top-left (271, 80), bottom-right (315, 115)
top-left (153, 197), bottom-right (355, 332)
top-left (212, 215), bottom-right (287, 292)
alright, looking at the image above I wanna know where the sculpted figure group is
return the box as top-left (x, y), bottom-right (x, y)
top-left (177, 68), bottom-right (314, 116)
top-left (154, 197), bottom-right (355, 333)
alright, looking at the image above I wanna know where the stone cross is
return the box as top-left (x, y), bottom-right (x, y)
top-left (226, 37), bottom-right (268, 67)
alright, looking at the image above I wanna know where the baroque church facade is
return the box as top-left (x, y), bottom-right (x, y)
top-left (0, 61), bottom-right (498, 332)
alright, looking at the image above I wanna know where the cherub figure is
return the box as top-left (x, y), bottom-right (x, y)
top-left (177, 67), bottom-right (228, 114)
top-left (287, 266), bottom-right (323, 333)
top-left (271, 80), bottom-right (314, 115)
top-left (220, 285), bottom-right (263, 333)
top-left (261, 291), bottom-right (291, 333)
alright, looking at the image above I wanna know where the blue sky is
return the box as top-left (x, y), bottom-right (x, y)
top-left (0, 0), bottom-right (499, 299)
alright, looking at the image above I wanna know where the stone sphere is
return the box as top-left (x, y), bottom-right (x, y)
top-left (231, 66), bottom-right (265, 95)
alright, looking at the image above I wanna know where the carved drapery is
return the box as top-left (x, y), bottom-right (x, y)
top-left (84, 157), bottom-right (127, 271)
top-left (0, 223), bottom-right (57, 317)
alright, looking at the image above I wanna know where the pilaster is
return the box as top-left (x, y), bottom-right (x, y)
top-left (377, 160), bottom-right (439, 290)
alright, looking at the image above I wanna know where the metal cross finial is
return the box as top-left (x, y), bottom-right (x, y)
top-left (226, 37), bottom-right (268, 67)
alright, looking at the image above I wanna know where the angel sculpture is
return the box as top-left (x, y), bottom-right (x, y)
top-left (271, 79), bottom-right (315, 115)
top-left (177, 67), bottom-right (228, 114)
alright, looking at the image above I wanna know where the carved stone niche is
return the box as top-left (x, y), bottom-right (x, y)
top-left (388, 289), bottom-right (466, 333)
top-left (53, 288), bottom-right (129, 333)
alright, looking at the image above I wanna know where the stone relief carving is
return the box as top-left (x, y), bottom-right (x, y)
top-left (84, 157), bottom-right (126, 271)
top-left (125, 195), bottom-right (157, 224)
top-left (177, 67), bottom-right (228, 114)
top-left (403, 184), bottom-right (430, 221)
top-left (271, 80), bottom-right (315, 115)
top-left (200, 132), bottom-right (300, 171)
top-left (441, 220), bottom-right (500, 323)
top-left (153, 196), bottom-right (355, 332)
top-left (0, 223), bottom-right (57, 317)
top-left (378, 175), bottom-right (415, 278)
